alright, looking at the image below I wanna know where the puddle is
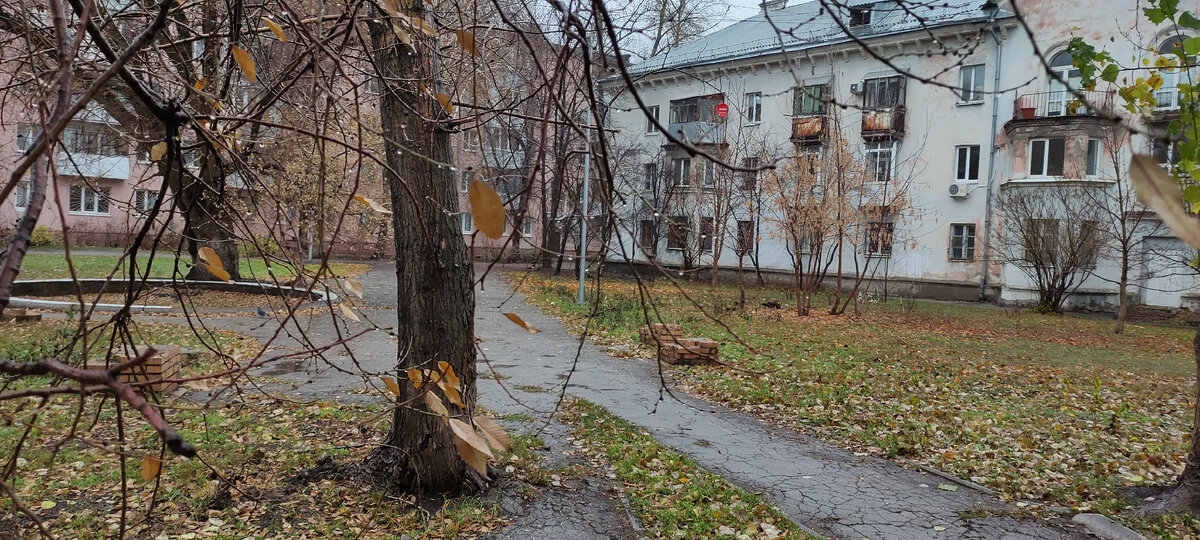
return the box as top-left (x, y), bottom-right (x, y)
top-left (257, 358), bottom-right (311, 376)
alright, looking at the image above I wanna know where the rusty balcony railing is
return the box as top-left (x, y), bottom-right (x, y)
top-left (1012, 90), bottom-right (1115, 119)
top-left (861, 108), bottom-right (905, 138)
top-left (791, 115), bottom-right (827, 143)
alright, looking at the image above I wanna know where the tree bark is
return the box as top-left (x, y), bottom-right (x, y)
top-left (361, 11), bottom-right (482, 494)
top-left (1115, 253), bottom-right (1128, 334)
top-left (1146, 323), bottom-right (1200, 514)
top-left (178, 157), bottom-right (242, 281)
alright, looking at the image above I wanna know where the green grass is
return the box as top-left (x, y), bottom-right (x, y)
top-left (562, 399), bottom-right (811, 539)
top-left (516, 272), bottom-right (1200, 538)
top-left (16, 252), bottom-right (370, 281)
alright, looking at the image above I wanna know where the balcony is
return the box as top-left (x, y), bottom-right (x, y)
top-left (1012, 90), bottom-right (1114, 120)
top-left (861, 108), bottom-right (905, 138)
top-left (666, 121), bottom-right (725, 145)
top-left (791, 115), bottom-right (827, 144)
top-left (57, 152), bottom-right (130, 181)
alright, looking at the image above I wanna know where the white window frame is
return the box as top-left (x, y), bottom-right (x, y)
top-left (702, 160), bottom-right (716, 188)
top-left (16, 124), bottom-right (36, 152)
top-left (13, 180), bottom-right (30, 210)
top-left (741, 157), bottom-right (761, 189)
top-left (460, 213), bottom-right (474, 234)
top-left (642, 163), bottom-right (659, 190)
top-left (959, 64), bottom-right (985, 103)
top-left (69, 184), bottom-right (111, 216)
top-left (744, 92), bottom-right (762, 124)
top-left (460, 170), bottom-right (471, 193)
top-left (521, 216), bottom-right (534, 237)
top-left (645, 105), bottom-right (659, 133)
top-left (865, 141), bottom-right (896, 183)
top-left (1086, 138), bottom-right (1101, 177)
top-left (954, 144), bottom-right (980, 182)
top-left (699, 216), bottom-right (714, 252)
top-left (133, 188), bottom-right (158, 215)
top-left (462, 130), bottom-right (479, 151)
top-left (1028, 138), bottom-right (1065, 177)
top-left (949, 223), bottom-right (976, 261)
top-left (865, 221), bottom-right (895, 257)
top-left (671, 157), bottom-right (691, 187)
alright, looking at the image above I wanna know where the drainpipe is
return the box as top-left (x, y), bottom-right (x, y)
top-left (978, 18), bottom-right (1005, 301)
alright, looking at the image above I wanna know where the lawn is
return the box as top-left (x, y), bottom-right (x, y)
top-left (514, 272), bottom-right (1200, 537)
top-left (16, 251), bottom-right (371, 281)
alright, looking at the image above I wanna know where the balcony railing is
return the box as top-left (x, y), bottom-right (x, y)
top-left (666, 121), bottom-right (725, 145)
top-left (58, 153), bottom-right (130, 181)
top-left (791, 115), bottom-right (827, 143)
top-left (1012, 90), bottom-right (1114, 120)
top-left (861, 108), bottom-right (905, 138)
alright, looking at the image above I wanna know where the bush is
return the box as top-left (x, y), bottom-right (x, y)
top-left (30, 225), bottom-right (60, 247)
top-left (241, 235), bottom-right (281, 257)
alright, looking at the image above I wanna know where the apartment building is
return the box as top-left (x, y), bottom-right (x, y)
top-left (602, 0), bottom-right (1200, 310)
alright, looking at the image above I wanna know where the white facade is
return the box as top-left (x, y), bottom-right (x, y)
top-left (602, 0), bottom-right (1200, 310)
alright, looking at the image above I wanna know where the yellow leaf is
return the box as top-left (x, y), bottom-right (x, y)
top-left (382, 376), bottom-right (400, 396)
top-left (468, 180), bottom-right (506, 239)
top-left (449, 418), bottom-right (494, 459)
top-left (150, 141), bottom-right (168, 161)
top-left (391, 23), bottom-right (412, 48)
top-left (425, 391), bottom-right (449, 420)
top-left (353, 194), bottom-right (393, 214)
top-left (454, 30), bottom-right (478, 56)
top-left (436, 93), bottom-right (454, 114)
top-left (473, 416), bottom-right (512, 452)
top-left (439, 381), bottom-right (465, 408)
top-left (140, 455), bottom-right (162, 481)
top-left (231, 46), bottom-right (257, 83)
top-left (503, 312), bottom-right (541, 333)
top-left (454, 433), bottom-right (489, 475)
top-left (344, 278), bottom-right (364, 298)
top-left (262, 17), bottom-right (287, 42)
top-left (407, 367), bottom-right (423, 388)
top-left (437, 361), bottom-right (461, 393)
top-left (39, 501), bottom-right (55, 510)
top-left (1131, 155), bottom-right (1200, 249)
top-left (193, 78), bottom-right (207, 91)
top-left (198, 246), bottom-right (222, 269)
top-left (203, 263), bottom-right (233, 284)
top-left (339, 303), bottom-right (360, 322)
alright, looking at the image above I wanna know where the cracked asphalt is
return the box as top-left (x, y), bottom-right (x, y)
top-left (190, 262), bottom-right (1089, 540)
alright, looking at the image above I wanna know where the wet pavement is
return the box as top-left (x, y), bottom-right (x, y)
top-left (184, 262), bottom-right (1089, 540)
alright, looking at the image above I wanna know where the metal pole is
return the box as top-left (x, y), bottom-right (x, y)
top-left (577, 110), bottom-right (590, 305)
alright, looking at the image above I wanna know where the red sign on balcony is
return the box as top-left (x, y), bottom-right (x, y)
top-left (715, 103), bottom-right (728, 118)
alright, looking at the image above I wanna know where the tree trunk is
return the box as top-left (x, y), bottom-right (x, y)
top-left (180, 158), bottom-right (241, 281)
top-left (1115, 255), bottom-right (1128, 334)
top-left (1146, 324), bottom-right (1200, 514)
top-left (361, 12), bottom-right (483, 494)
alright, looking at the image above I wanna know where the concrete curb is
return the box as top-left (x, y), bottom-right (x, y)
top-left (1070, 513), bottom-right (1146, 540)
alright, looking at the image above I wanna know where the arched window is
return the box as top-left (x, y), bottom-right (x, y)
top-left (1157, 35), bottom-right (1186, 109)
top-left (1046, 51), bottom-right (1082, 116)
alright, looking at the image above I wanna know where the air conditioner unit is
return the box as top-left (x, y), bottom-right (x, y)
top-left (849, 82), bottom-right (863, 95)
top-left (948, 182), bottom-right (969, 198)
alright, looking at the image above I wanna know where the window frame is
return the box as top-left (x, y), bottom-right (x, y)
top-left (1029, 137), bottom-right (1066, 177)
top-left (949, 223), bottom-right (976, 261)
top-left (638, 219), bottom-right (657, 253)
top-left (13, 180), bottom-right (30, 210)
top-left (954, 144), bottom-right (981, 182)
top-left (862, 76), bottom-right (903, 109)
top-left (1086, 138), bottom-right (1101, 177)
top-left (959, 64), bottom-right (985, 103)
top-left (735, 219), bottom-right (754, 255)
top-left (133, 188), bottom-right (158, 215)
top-left (744, 92), bottom-right (763, 124)
top-left (865, 140), bottom-right (896, 183)
top-left (460, 213), bottom-right (474, 234)
top-left (645, 105), bottom-right (660, 133)
top-left (69, 184), bottom-right (111, 216)
top-left (666, 216), bottom-right (689, 250)
top-left (795, 85), bottom-right (828, 116)
top-left (671, 157), bottom-right (692, 187)
top-left (741, 157), bottom-right (760, 190)
top-left (699, 217), bottom-right (714, 252)
top-left (865, 221), bottom-right (895, 257)
top-left (642, 162), bottom-right (659, 190)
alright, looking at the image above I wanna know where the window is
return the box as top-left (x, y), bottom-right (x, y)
top-left (638, 219), bottom-right (657, 253)
top-left (949, 224), bottom-right (975, 261)
top-left (958, 65), bottom-right (985, 102)
top-left (16, 124), bottom-right (37, 151)
top-left (69, 184), bottom-right (110, 215)
top-left (462, 130), bottom-right (479, 151)
top-left (865, 141), bottom-right (895, 183)
top-left (666, 216), bottom-right (688, 250)
top-left (849, 6), bottom-right (871, 26)
top-left (61, 123), bottom-right (123, 156)
top-left (744, 92), bottom-right (762, 123)
top-left (736, 220), bottom-right (754, 255)
top-left (133, 189), bottom-right (157, 215)
top-left (13, 181), bottom-right (29, 210)
top-left (670, 99), bottom-right (700, 123)
top-left (642, 163), bottom-right (659, 190)
top-left (485, 125), bottom-right (520, 152)
top-left (1153, 137), bottom-right (1181, 169)
top-left (459, 170), bottom-right (472, 193)
top-left (1086, 138), bottom-right (1101, 177)
top-left (1156, 36), bottom-right (1185, 109)
top-left (955, 145), bottom-right (980, 182)
top-left (862, 76), bottom-right (903, 109)
top-left (701, 160), bottom-right (716, 188)
top-left (865, 221), bottom-right (894, 256)
top-left (365, 77), bottom-right (380, 94)
top-left (1047, 51), bottom-right (1082, 116)
top-left (1029, 138), bottom-right (1065, 177)
top-left (671, 157), bottom-right (691, 187)
top-left (460, 213), bottom-right (474, 234)
top-left (699, 217), bottom-right (714, 252)
top-left (645, 105), bottom-right (659, 133)
top-left (521, 216), bottom-right (534, 237)
top-left (1022, 219), bottom-right (1059, 265)
top-left (795, 85), bottom-right (827, 115)
top-left (741, 157), bottom-right (760, 190)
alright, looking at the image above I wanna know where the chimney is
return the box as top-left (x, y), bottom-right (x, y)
top-left (760, 0), bottom-right (787, 14)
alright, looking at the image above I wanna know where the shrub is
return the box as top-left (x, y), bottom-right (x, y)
top-left (30, 225), bottom-right (60, 247)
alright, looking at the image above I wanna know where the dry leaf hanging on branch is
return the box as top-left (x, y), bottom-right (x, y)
top-left (468, 180), bottom-right (506, 239)
top-left (1130, 154), bottom-right (1200, 249)
top-left (231, 46), bottom-right (256, 82)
